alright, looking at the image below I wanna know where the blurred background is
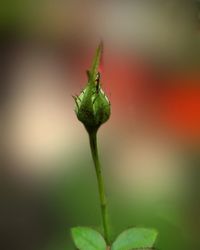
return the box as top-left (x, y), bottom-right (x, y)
top-left (1, 1), bottom-right (200, 249)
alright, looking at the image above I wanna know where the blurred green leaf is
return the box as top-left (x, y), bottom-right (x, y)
top-left (71, 227), bottom-right (107, 250)
top-left (111, 227), bottom-right (158, 250)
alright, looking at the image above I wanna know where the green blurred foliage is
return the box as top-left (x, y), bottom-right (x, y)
top-left (41, 153), bottom-right (193, 250)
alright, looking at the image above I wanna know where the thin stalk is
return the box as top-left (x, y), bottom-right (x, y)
top-left (88, 130), bottom-right (110, 245)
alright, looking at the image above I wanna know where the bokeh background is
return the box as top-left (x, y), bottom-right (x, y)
top-left (1, 1), bottom-right (200, 250)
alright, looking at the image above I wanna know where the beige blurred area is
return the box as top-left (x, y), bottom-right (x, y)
top-left (98, 0), bottom-right (198, 65)
top-left (4, 49), bottom-right (84, 181)
top-left (109, 131), bottom-right (188, 201)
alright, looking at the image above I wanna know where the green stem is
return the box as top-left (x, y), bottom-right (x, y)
top-left (88, 129), bottom-right (110, 245)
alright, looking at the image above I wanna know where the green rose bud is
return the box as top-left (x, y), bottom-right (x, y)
top-left (73, 43), bottom-right (111, 133)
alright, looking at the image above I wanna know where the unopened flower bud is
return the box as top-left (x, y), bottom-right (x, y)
top-left (73, 44), bottom-right (111, 132)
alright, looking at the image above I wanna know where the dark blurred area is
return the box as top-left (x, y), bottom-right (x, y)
top-left (0, 1), bottom-right (200, 250)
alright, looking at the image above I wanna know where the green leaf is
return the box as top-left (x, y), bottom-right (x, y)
top-left (71, 227), bottom-right (107, 250)
top-left (111, 227), bottom-right (158, 250)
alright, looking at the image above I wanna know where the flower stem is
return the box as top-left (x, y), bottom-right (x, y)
top-left (88, 129), bottom-right (110, 245)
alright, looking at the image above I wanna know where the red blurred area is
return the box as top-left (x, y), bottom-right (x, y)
top-left (73, 49), bottom-right (200, 143)
top-left (157, 73), bottom-right (200, 142)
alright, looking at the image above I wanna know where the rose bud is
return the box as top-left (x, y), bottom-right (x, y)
top-left (73, 43), bottom-right (111, 133)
